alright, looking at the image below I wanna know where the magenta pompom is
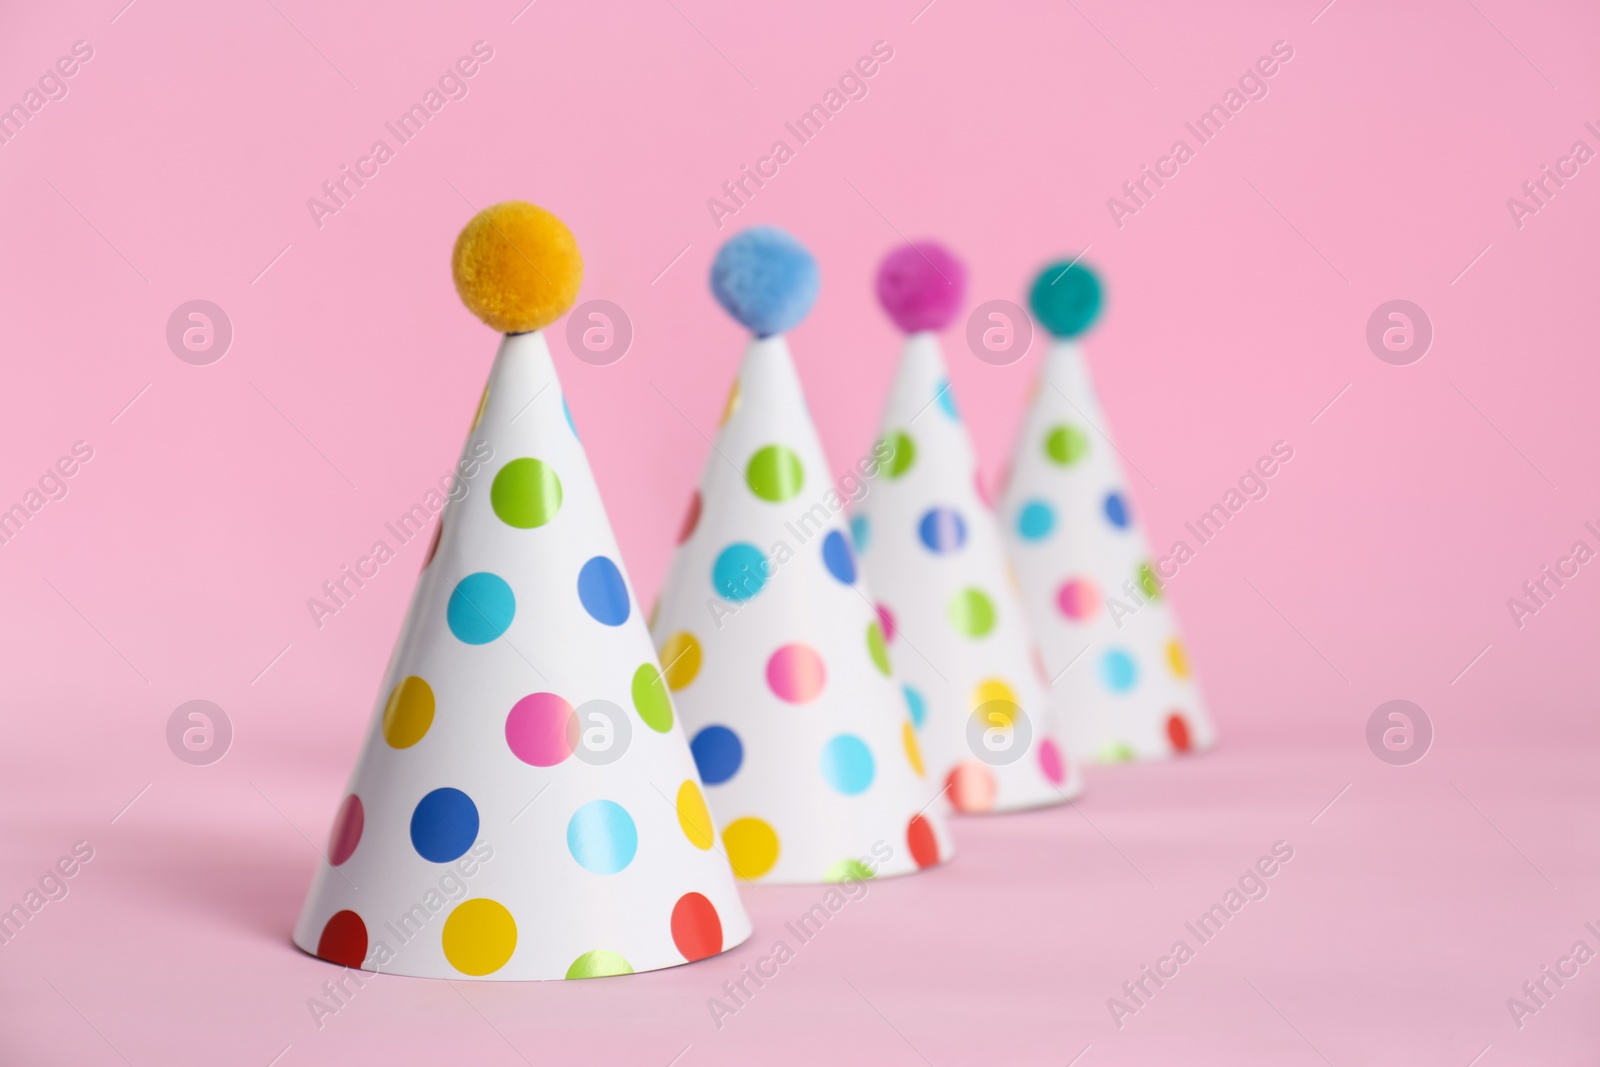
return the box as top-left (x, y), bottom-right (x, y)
top-left (875, 241), bottom-right (966, 333)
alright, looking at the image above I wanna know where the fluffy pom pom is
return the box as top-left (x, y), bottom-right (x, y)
top-left (709, 227), bottom-right (819, 337)
top-left (452, 201), bottom-right (583, 334)
top-left (1028, 260), bottom-right (1103, 338)
top-left (875, 242), bottom-right (966, 333)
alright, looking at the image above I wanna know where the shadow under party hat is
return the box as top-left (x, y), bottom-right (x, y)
top-left (293, 201), bottom-right (751, 980)
top-left (854, 241), bottom-right (1083, 813)
top-left (650, 226), bottom-right (952, 884)
top-left (998, 260), bottom-right (1215, 763)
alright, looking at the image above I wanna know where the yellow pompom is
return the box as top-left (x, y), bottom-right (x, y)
top-left (451, 201), bottom-right (583, 334)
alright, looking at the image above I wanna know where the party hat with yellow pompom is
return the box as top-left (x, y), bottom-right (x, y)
top-left (293, 202), bottom-right (751, 980)
top-left (650, 227), bottom-right (952, 885)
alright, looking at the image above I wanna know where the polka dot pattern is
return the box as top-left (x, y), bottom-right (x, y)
top-left (328, 794), bottom-right (363, 866)
top-left (1016, 499), bottom-right (1056, 541)
top-left (907, 814), bottom-right (939, 868)
top-left (1167, 639), bottom-right (1190, 679)
top-left (678, 490), bottom-right (702, 543)
top-left (723, 817), bottom-right (779, 879)
top-left (746, 445), bottom-right (805, 502)
top-left (766, 643), bottom-right (827, 704)
top-left (676, 780), bottom-right (715, 850)
top-left (712, 543), bottom-right (768, 601)
top-left (671, 892), bottom-right (724, 962)
top-left (902, 721), bottom-right (924, 777)
top-left (1045, 424), bottom-right (1090, 466)
top-left (382, 677), bottom-right (435, 749)
top-left (1136, 561), bottom-right (1161, 600)
top-left (630, 663), bottom-right (674, 732)
top-left (1104, 491), bottom-right (1131, 529)
top-left (577, 556), bottom-right (630, 626)
top-left (903, 685), bottom-right (927, 729)
top-left (447, 573), bottom-right (516, 644)
top-left (567, 950), bottom-right (633, 979)
top-left (866, 621), bottom-right (892, 676)
top-left (935, 378), bottom-right (959, 420)
top-left (1167, 713), bottom-right (1193, 753)
top-left (505, 693), bottom-right (574, 767)
top-left (659, 632), bottom-right (702, 690)
top-left (948, 762), bottom-right (996, 813)
top-left (918, 507), bottom-right (967, 553)
top-left (876, 603), bottom-right (897, 644)
top-left (566, 799), bottom-right (638, 875)
top-left (880, 432), bottom-right (916, 478)
top-left (850, 515), bottom-right (871, 553)
top-left (410, 788), bottom-right (479, 863)
top-left (821, 530), bottom-right (856, 584)
top-left (820, 735), bottom-right (875, 795)
top-left (442, 898), bottom-right (517, 976)
top-left (1100, 649), bottom-right (1138, 692)
top-left (1056, 578), bottom-right (1100, 622)
top-left (691, 725), bottom-right (743, 785)
top-left (491, 458), bottom-right (562, 529)
top-left (947, 588), bottom-right (996, 638)
top-left (316, 910), bottom-right (367, 968)
top-left (1038, 738), bottom-right (1066, 784)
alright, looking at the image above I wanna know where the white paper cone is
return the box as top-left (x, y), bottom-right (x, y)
top-left (854, 332), bottom-right (1082, 812)
top-left (651, 335), bottom-right (953, 884)
top-left (294, 331), bottom-right (752, 980)
top-left (1000, 339), bottom-right (1216, 763)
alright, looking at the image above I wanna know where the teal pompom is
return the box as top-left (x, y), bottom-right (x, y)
top-left (1028, 261), bottom-right (1103, 338)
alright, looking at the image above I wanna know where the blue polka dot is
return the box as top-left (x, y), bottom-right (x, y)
top-left (566, 799), bottom-right (637, 875)
top-left (936, 378), bottom-right (959, 420)
top-left (563, 395), bottom-right (578, 438)
top-left (1104, 492), bottom-right (1131, 529)
top-left (410, 787), bottom-right (479, 863)
top-left (917, 507), bottom-right (968, 553)
top-left (903, 685), bottom-right (927, 729)
top-left (850, 515), bottom-right (871, 553)
top-left (822, 530), bottom-right (856, 584)
top-left (820, 735), bottom-right (875, 795)
top-left (1016, 499), bottom-right (1056, 541)
top-left (577, 556), bottom-right (630, 626)
top-left (447, 573), bottom-right (516, 644)
top-left (712, 543), bottom-right (768, 602)
top-left (691, 725), bottom-right (743, 785)
top-left (1100, 649), bottom-right (1139, 692)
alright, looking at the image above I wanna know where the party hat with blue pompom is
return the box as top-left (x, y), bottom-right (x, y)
top-left (854, 241), bottom-right (1083, 813)
top-left (651, 227), bottom-right (951, 883)
top-left (999, 260), bottom-right (1215, 763)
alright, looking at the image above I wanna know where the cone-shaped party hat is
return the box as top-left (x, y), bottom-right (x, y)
top-left (650, 227), bottom-right (951, 883)
top-left (293, 202), bottom-right (751, 980)
top-left (853, 243), bottom-right (1082, 813)
top-left (999, 261), bottom-right (1215, 763)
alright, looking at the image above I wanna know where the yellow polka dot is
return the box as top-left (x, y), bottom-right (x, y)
top-left (676, 779), bottom-right (715, 850)
top-left (972, 678), bottom-right (1018, 728)
top-left (723, 817), bottom-right (779, 880)
top-left (1167, 639), bottom-right (1190, 679)
top-left (566, 949), bottom-right (633, 979)
top-left (902, 721), bottom-right (925, 777)
top-left (660, 631), bottom-right (702, 690)
top-left (471, 382), bottom-right (490, 430)
top-left (382, 676), bottom-right (435, 749)
top-left (441, 898), bottom-right (517, 976)
top-left (720, 378), bottom-right (741, 426)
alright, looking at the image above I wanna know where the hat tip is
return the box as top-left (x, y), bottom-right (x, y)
top-left (452, 201), bottom-right (583, 334)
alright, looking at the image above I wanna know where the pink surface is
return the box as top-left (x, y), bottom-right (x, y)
top-left (1, 0), bottom-right (1597, 1062)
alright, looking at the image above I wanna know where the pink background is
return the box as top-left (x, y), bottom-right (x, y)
top-left (2, 0), bottom-right (1597, 1062)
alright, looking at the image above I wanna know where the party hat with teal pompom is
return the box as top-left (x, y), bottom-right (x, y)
top-left (999, 261), bottom-right (1215, 763)
top-left (651, 227), bottom-right (951, 883)
top-left (854, 241), bottom-right (1083, 813)
top-left (294, 202), bottom-right (751, 980)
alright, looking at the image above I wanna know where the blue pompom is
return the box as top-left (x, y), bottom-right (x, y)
top-left (710, 227), bottom-right (819, 337)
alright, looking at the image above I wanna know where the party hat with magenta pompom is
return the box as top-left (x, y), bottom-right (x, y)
top-left (293, 202), bottom-right (750, 980)
top-left (650, 227), bottom-right (951, 884)
top-left (999, 261), bottom-right (1215, 763)
top-left (854, 242), bottom-right (1082, 814)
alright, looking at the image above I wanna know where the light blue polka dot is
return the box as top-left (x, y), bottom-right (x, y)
top-left (1104, 492), bottom-right (1131, 529)
top-left (712, 543), bottom-right (769, 601)
top-left (1016, 500), bottom-right (1056, 541)
top-left (1100, 648), bottom-right (1138, 692)
top-left (566, 799), bottom-right (638, 875)
top-left (820, 734), bottom-right (875, 795)
top-left (850, 515), bottom-right (871, 554)
top-left (903, 685), bottom-right (926, 729)
top-left (563, 395), bottom-right (578, 438)
top-left (918, 507), bottom-right (967, 553)
top-left (447, 572), bottom-right (516, 644)
top-left (935, 378), bottom-right (959, 420)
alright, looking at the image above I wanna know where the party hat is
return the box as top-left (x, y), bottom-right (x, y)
top-left (293, 202), bottom-right (751, 980)
top-left (999, 261), bottom-right (1215, 762)
top-left (854, 242), bottom-right (1082, 813)
top-left (650, 227), bottom-right (951, 883)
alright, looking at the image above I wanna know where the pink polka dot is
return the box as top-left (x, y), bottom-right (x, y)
top-left (1031, 646), bottom-right (1049, 685)
top-left (505, 692), bottom-right (575, 766)
top-left (678, 490), bottom-right (702, 544)
top-left (328, 794), bottom-right (363, 866)
top-left (1056, 578), bottom-right (1101, 621)
top-left (974, 467), bottom-right (991, 508)
top-left (876, 603), bottom-right (897, 645)
top-left (1038, 738), bottom-right (1065, 785)
top-left (766, 644), bottom-right (827, 704)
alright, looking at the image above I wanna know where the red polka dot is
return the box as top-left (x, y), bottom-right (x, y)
top-left (876, 603), bottom-right (897, 645)
top-left (670, 891), bottom-right (723, 962)
top-left (678, 490), bottom-right (702, 544)
top-left (1167, 713), bottom-right (1193, 754)
top-left (422, 520), bottom-right (443, 571)
top-left (947, 763), bottom-right (996, 813)
top-left (328, 794), bottom-right (363, 866)
top-left (316, 910), bottom-right (367, 968)
top-left (907, 814), bottom-right (939, 869)
top-left (1056, 578), bottom-right (1101, 621)
top-left (1038, 738), bottom-right (1065, 784)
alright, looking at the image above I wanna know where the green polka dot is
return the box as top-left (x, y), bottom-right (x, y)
top-left (1044, 425), bottom-right (1091, 466)
top-left (746, 445), bottom-right (804, 502)
top-left (1137, 562), bottom-right (1162, 601)
top-left (1098, 742), bottom-right (1136, 763)
top-left (880, 432), bottom-right (916, 478)
top-left (566, 950), bottom-right (633, 979)
top-left (491, 458), bottom-right (563, 528)
top-left (948, 588), bottom-right (996, 638)
top-left (825, 858), bottom-right (876, 883)
top-left (866, 621), bottom-right (891, 676)
top-left (630, 663), bottom-right (674, 733)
